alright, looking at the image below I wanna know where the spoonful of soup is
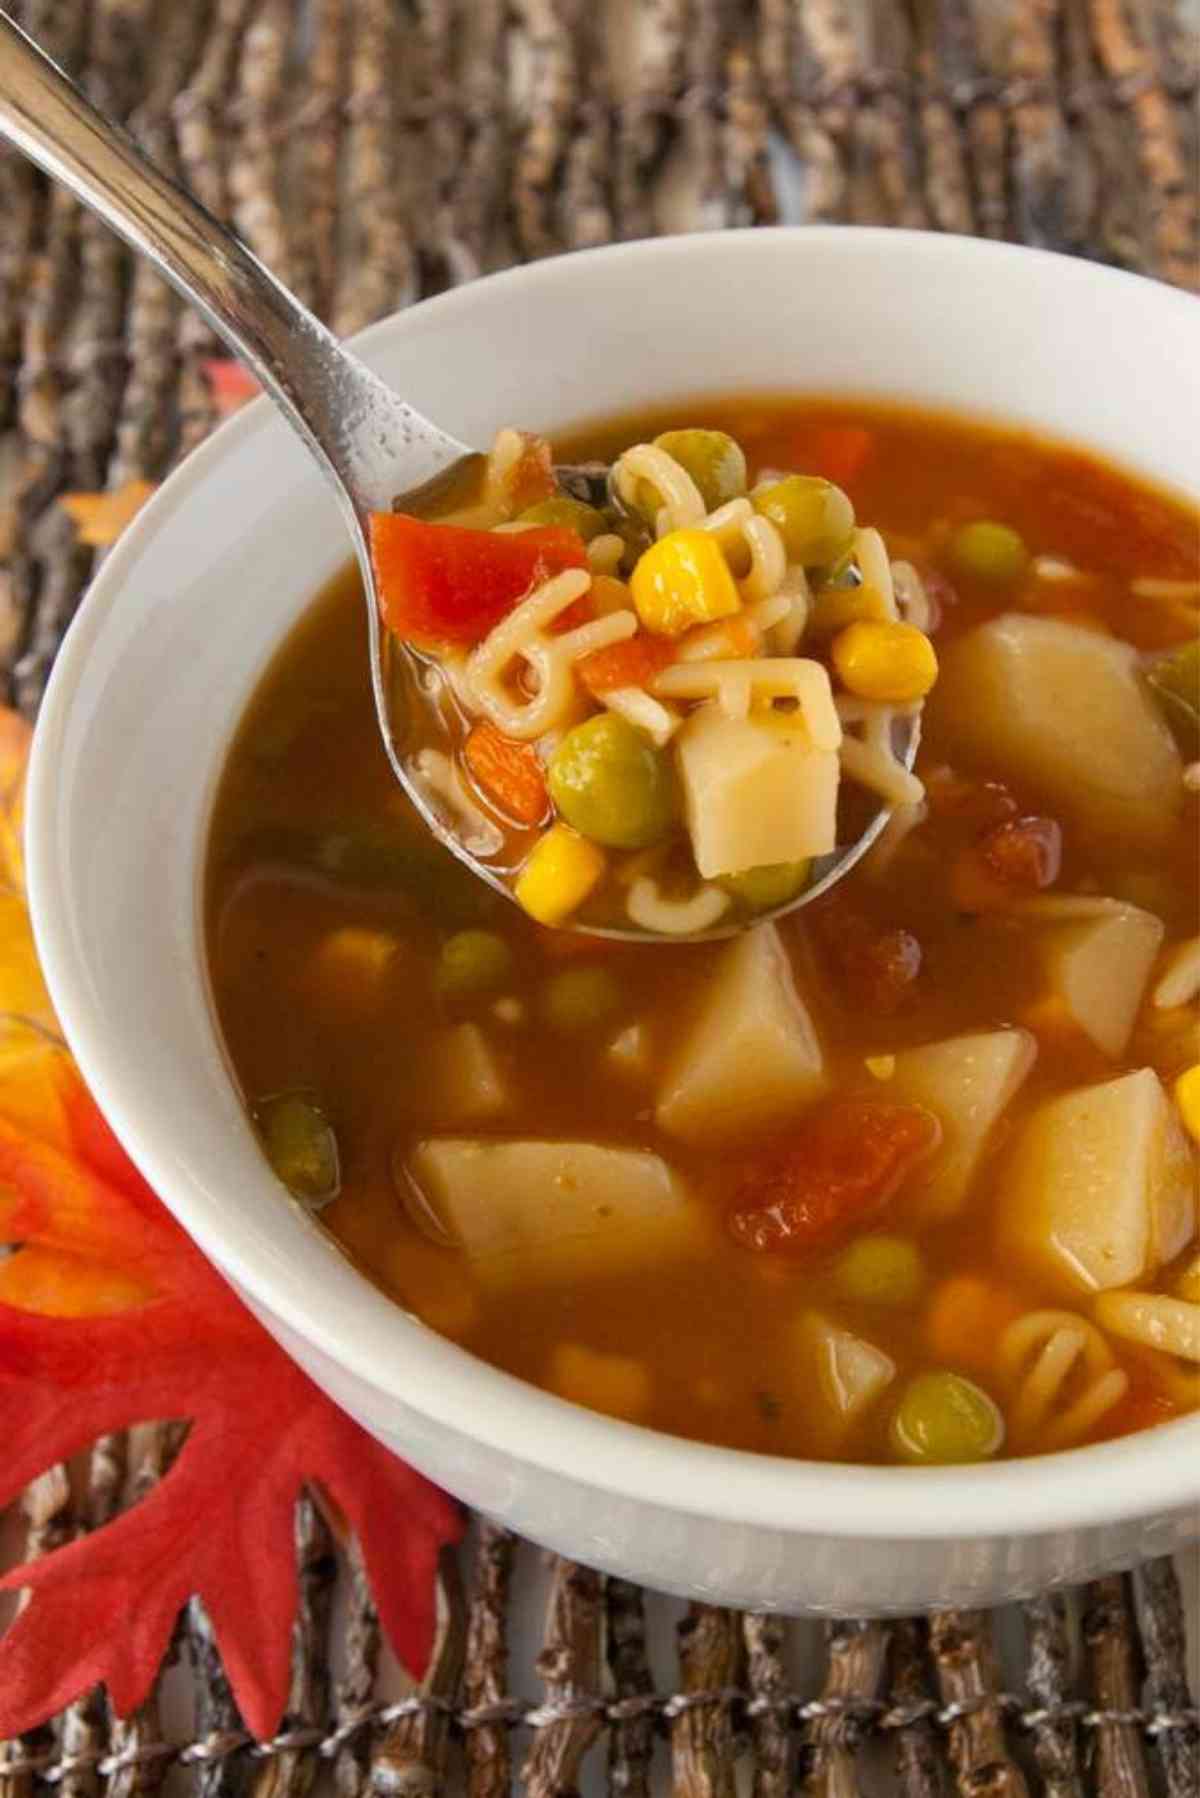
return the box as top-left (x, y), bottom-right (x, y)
top-left (0, 16), bottom-right (931, 939)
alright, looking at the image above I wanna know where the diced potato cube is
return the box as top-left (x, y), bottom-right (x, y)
top-left (675, 702), bottom-right (839, 880)
top-left (931, 614), bottom-right (1182, 853)
top-left (798, 1312), bottom-right (896, 1443)
top-left (997, 1069), bottom-right (1197, 1296)
top-left (1035, 899), bottom-right (1164, 1057)
top-left (656, 923), bottom-right (826, 1143)
top-left (890, 1029), bottom-right (1037, 1221)
top-left (405, 1138), bottom-right (698, 1288)
top-left (426, 1023), bottom-right (512, 1125)
top-left (549, 1343), bottom-right (652, 1420)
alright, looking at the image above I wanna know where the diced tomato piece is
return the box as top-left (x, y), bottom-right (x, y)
top-left (726, 1100), bottom-right (941, 1256)
top-left (369, 513), bottom-right (588, 648)
top-left (463, 722), bottom-right (549, 827)
top-left (798, 426), bottom-right (874, 489)
top-left (978, 814), bottom-right (1063, 889)
top-left (576, 633), bottom-right (676, 696)
top-left (817, 907), bottom-right (922, 1013)
top-left (925, 768), bottom-right (1019, 830)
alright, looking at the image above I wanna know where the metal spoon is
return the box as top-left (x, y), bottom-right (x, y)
top-left (0, 15), bottom-right (916, 940)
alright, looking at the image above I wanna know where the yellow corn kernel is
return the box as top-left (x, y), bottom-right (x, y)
top-left (832, 619), bottom-right (939, 703)
top-left (514, 824), bottom-right (606, 925)
top-left (549, 1342), bottom-right (651, 1421)
top-left (1174, 1064), bottom-right (1200, 1144)
top-left (865, 1054), bottom-right (896, 1080)
top-left (1174, 1250), bottom-right (1200, 1304)
top-left (310, 927), bottom-right (402, 1008)
top-left (629, 528), bottom-right (742, 638)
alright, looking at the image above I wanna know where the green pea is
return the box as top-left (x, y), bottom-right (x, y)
top-left (891, 1371), bottom-right (1004, 1465)
top-left (436, 929), bottom-right (514, 1000)
top-left (257, 1092), bottom-right (340, 1208)
top-left (808, 584), bottom-right (885, 638)
top-left (753, 475), bottom-right (856, 566)
top-left (541, 966), bottom-right (623, 1032)
top-left (721, 860), bottom-right (811, 911)
top-left (1145, 639), bottom-right (1199, 752)
top-left (950, 520), bottom-right (1029, 585)
top-left (650, 429), bottom-right (748, 513)
top-left (518, 496), bottom-right (608, 542)
top-left (548, 714), bottom-right (677, 850)
top-left (835, 1235), bottom-right (926, 1307)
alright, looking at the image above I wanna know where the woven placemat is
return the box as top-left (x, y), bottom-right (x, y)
top-left (1, 1), bottom-right (1198, 1793)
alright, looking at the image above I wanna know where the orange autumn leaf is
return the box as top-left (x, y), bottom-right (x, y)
top-left (0, 1244), bottom-right (155, 1318)
top-left (60, 479), bottom-right (157, 548)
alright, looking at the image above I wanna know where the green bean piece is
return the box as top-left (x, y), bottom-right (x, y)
top-left (753, 475), bottom-right (856, 566)
top-left (646, 429), bottom-right (748, 514)
top-left (436, 929), bottom-right (515, 1000)
top-left (1145, 639), bottom-right (1200, 752)
top-left (518, 496), bottom-right (608, 542)
top-left (835, 1235), bottom-right (926, 1307)
top-left (721, 860), bottom-right (811, 911)
top-left (541, 966), bottom-right (623, 1033)
top-left (949, 520), bottom-right (1029, 585)
top-left (891, 1371), bottom-right (1004, 1464)
top-left (548, 714), bottom-right (678, 850)
top-left (258, 1093), bottom-right (340, 1208)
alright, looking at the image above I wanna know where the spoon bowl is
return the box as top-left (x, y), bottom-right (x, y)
top-left (0, 13), bottom-right (916, 939)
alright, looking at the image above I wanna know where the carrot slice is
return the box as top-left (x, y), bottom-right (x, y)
top-left (576, 633), bottom-right (676, 696)
top-left (464, 722), bottom-right (549, 826)
top-left (925, 1275), bottom-right (1022, 1373)
top-left (369, 513), bottom-right (587, 648)
top-left (799, 425), bottom-right (874, 489)
top-left (726, 1100), bottom-right (941, 1256)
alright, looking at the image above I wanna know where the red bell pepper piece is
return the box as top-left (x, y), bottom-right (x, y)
top-left (369, 513), bottom-right (588, 648)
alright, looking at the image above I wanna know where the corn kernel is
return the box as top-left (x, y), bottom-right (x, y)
top-left (629, 528), bottom-right (742, 638)
top-left (549, 1342), bottom-right (651, 1421)
top-left (832, 619), bottom-right (939, 703)
top-left (1174, 1250), bottom-right (1200, 1305)
top-left (865, 1054), bottom-right (896, 1080)
top-left (1174, 1064), bottom-right (1200, 1144)
top-left (309, 927), bottom-right (401, 1009)
top-left (514, 824), bottom-right (606, 925)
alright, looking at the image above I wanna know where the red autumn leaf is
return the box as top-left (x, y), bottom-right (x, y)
top-left (204, 357), bottom-right (262, 418)
top-left (0, 1050), bottom-right (463, 1742)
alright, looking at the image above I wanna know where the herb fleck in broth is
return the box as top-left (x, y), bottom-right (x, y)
top-left (206, 397), bottom-right (1200, 1464)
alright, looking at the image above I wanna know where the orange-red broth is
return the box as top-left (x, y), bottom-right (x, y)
top-left (206, 398), bottom-right (1200, 1463)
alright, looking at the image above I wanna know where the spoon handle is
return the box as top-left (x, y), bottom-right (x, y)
top-left (0, 14), bottom-right (469, 511)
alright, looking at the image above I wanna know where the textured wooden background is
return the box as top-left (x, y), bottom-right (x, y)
top-left (0, 1), bottom-right (1197, 1793)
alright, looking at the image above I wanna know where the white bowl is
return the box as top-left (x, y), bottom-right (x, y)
top-left (27, 229), bottom-right (1200, 1612)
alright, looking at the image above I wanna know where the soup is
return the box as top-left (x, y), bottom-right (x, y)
top-left (207, 398), bottom-right (1200, 1466)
